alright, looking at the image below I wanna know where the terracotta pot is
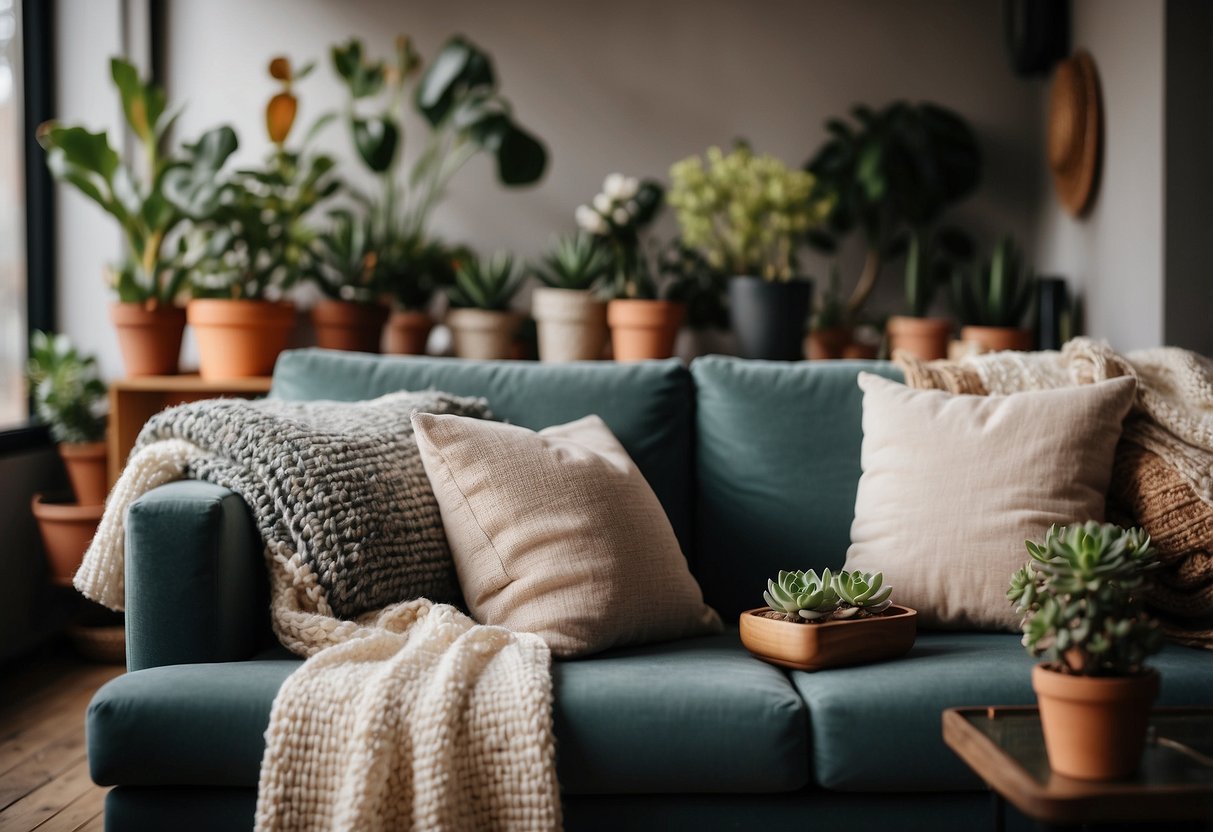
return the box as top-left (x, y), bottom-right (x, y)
top-left (384, 310), bottom-right (434, 355)
top-left (110, 302), bottom-right (186, 376)
top-left (842, 342), bottom-right (879, 360)
top-left (31, 494), bottom-right (103, 587)
top-left (806, 326), bottom-right (851, 360)
top-left (188, 299), bottom-right (296, 380)
top-left (887, 316), bottom-right (951, 361)
top-left (739, 606), bottom-right (917, 672)
top-left (607, 299), bottom-right (685, 362)
top-left (532, 288), bottom-right (608, 362)
top-left (447, 308), bottom-right (520, 360)
top-left (59, 441), bottom-right (108, 506)
top-left (960, 325), bottom-right (1033, 353)
top-left (311, 300), bottom-right (389, 354)
top-left (1032, 664), bottom-right (1159, 780)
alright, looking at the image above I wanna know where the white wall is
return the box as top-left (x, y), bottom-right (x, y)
top-left (57, 0), bottom-right (1045, 376)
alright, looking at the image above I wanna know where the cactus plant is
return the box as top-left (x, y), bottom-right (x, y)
top-left (950, 236), bottom-right (1035, 327)
top-left (448, 252), bottom-right (525, 311)
top-left (832, 570), bottom-right (894, 618)
top-left (764, 569), bottom-right (841, 620)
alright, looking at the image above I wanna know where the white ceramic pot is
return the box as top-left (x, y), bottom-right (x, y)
top-left (532, 287), bottom-right (608, 362)
top-left (447, 308), bottom-right (520, 360)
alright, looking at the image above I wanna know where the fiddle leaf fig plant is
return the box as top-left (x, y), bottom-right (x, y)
top-left (1009, 522), bottom-right (1163, 676)
top-left (25, 331), bottom-right (107, 444)
top-left (763, 568), bottom-right (895, 622)
top-left (38, 58), bottom-right (238, 304)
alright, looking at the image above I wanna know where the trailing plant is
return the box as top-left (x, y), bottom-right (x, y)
top-left (38, 58), bottom-right (237, 304)
top-left (190, 57), bottom-right (339, 300)
top-left (331, 35), bottom-right (546, 308)
top-left (1008, 522), bottom-right (1163, 677)
top-left (668, 145), bottom-right (828, 281)
top-left (575, 173), bottom-right (665, 299)
top-left (950, 236), bottom-right (1035, 327)
top-left (805, 101), bottom-right (980, 315)
top-left (448, 252), bottom-right (525, 311)
top-left (659, 241), bottom-right (729, 330)
top-left (904, 227), bottom-right (974, 317)
top-left (763, 568), bottom-right (894, 622)
top-left (531, 232), bottom-right (614, 291)
top-left (25, 331), bottom-right (107, 444)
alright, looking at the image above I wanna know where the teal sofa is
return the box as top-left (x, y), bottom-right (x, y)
top-left (87, 351), bottom-right (1213, 831)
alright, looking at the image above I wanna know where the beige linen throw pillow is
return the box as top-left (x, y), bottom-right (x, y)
top-left (412, 412), bottom-right (722, 657)
top-left (844, 373), bottom-right (1136, 630)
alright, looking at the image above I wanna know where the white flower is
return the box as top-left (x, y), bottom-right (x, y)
top-left (612, 207), bottom-right (630, 225)
top-left (616, 176), bottom-right (640, 201)
top-left (575, 204), bottom-right (609, 236)
top-left (593, 193), bottom-right (612, 213)
top-left (603, 173), bottom-right (627, 199)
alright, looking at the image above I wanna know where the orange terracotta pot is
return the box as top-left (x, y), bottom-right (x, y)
top-left (607, 299), bottom-right (685, 362)
top-left (384, 310), bottom-right (434, 356)
top-left (886, 316), bottom-right (951, 361)
top-left (805, 326), bottom-right (851, 360)
top-left (59, 441), bottom-right (108, 506)
top-left (311, 300), bottom-right (389, 354)
top-left (1032, 664), bottom-right (1159, 780)
top-left (31, 494), bottom-right (103, 587)
top-left (960, 325), bottom-right (1033, 353)
top-left (187, 299), bottom-right (296, 380)
top-left (842, 342), bottom-right (879, 360)
top-left (110, 302), bottom-right (186, 376)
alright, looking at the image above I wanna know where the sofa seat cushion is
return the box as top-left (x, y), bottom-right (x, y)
top-left (89, 633), bottom-right (808, 795)
top-left (793, 632), bottom-right (1213, 792)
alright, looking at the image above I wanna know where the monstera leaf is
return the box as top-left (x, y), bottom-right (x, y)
top-left (352, 116), bottom-right (399, 173)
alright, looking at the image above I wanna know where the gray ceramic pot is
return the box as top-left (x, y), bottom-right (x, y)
top-left (727, 276), bottom-right (812, 360)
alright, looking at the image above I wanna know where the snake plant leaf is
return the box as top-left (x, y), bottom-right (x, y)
top-left (352, 117), bottom-right (400, 174)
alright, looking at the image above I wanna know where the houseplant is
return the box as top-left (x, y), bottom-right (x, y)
top-left (39, 58), bottom-right (237, 376)
top-left (330, 35), bottom-right (546, 354)
top-left (1009, 522), bottom-right (1164, 780)
top-left (807, 265), bottom-right (849, 359)
top-left (446, 252), bottom-right (525, 359)
top-left (530, 232), bottom-right (613, 362)
top-left (805, 101), bottom-right (980, 320)
top-left (886, 228), bottom-right (972, 360)
top-left (186, 56), bottom-right (339, 378)
top-left (26, 332), bottom-right (108, 585)
top-left (668, 145), bottom-right (828, 360)
top-left (309, 209), bottom-right (389, 353)
top-left (739, 568), bottom-right (916, 671)
top-left (951, 236), bottom-right (1035, 353)
top-left (659, 241), bottom-right (732, 360)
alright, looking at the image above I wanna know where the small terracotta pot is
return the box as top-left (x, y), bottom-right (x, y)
top-left (447, 308), bottom-right (520, 360)
top-left (110, 302), bottom-right (186, 377)
top-left (1032, 664), bottom-right (1159, 780)
top-left (384, 310), bottom-right (434, 355)
top-left (842, 342), bottom-right (879, 360)
top-left (607, 299), bottom-right (685, 362)
top-left (960, 325), bottom-right (1033, 353)
top-left (806, 326), bottom-right (851, 360)
top-left (532, 288), bottom-right (608, 362)
top-left (59, 442), bottom-right (108, 506)
top-left (188, 299), bottom-right (296, 380)
top-left (31, 494), bottom-right (103, 587)
top-left (887, 316), bottom-right (951, 361)
top-left (311, 300), bottom-right (389, 354)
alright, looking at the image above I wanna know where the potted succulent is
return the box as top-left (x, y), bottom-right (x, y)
top-left (446, 252), bottom-right (526, 360)
top-left (668, 145), bottom-right (829, 360)
top-left (739, 568), bottom-right (917, 671)
top-left (951, 236), bottom-right (1035, 353)
top-left (309, 210), bottom-right (389, 353)
top-left (187, 57), bottom-right (338, 379)
top-left (1009, 522), bottom-right (1164, 781)
top-left (330, 35), bottom-right (546, 355)
top-left (530, 233), bottom-right (613, 362)
top-left (26, 332), bottom-right (108, 586)
top-left (39, 59), bottom-right (236, 376)
top-left (886, 228), bottom-right (973, 360)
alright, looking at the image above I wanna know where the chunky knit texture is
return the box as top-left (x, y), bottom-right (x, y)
top-left (896, 338), bottom-right (1213, 649)
top-left (74, 392), bottom-right (562, 831)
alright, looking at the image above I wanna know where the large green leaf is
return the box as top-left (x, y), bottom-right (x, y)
top-left (352, 117), bottom-right (399, 173)
top-left (41, 125), bottom-right (120, 180)
top-left (161, 125), bottom-right (238, 218)
top-left (415, 36), bottom-right (496, 126)
top-left (110, 57), bottom-right (164, 141)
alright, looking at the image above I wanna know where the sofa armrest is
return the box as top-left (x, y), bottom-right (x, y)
top-left (125, 480), bottom-right (268, 671)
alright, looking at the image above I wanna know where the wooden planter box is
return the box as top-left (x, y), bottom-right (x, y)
top-left (739, 605), bottom-right (918, 672)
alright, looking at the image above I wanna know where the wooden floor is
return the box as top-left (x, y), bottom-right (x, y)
top-left (0, 644), bottom-right (124, 832)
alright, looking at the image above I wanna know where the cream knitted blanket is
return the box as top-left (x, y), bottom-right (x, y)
top-left (75, 393), bottom-right (562, 831)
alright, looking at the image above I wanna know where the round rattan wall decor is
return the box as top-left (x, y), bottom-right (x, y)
top-left (1047, 49), bottom-right (1103, 217)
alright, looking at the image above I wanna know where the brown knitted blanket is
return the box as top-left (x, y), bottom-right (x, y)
top-left (896, 338), bottom-right (1213, 649)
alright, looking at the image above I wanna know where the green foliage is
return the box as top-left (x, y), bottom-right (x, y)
top-left (448, 252), bottom-right (524, 311)
top-left (25, 331), bottom-right (107, 444)
top-left (531, 233), bottom-right (614, 291)
top-left (805, 101), bottom-right (980, 314)
top-left (659, 241), bottom-right (730, 330)
top-left (764, 568), bottom-right (894, 622)
top-left (310, 210), bottom-right (380, 302)
top-left (832, 570), bottom-right (893, 618)
top-left (668, 145), bottom-right (828, 281)
top-left (904, 226), bottom-right (974, 317)
top-left (575, 174), bottom-right (665, 300)
top-left (1009, 522), bottom-right (1163, 676)
top-left (38, 58), bottom-right (237, 303)
top-left (812, 263), bottom-right (846, 331)
top-left (950, 236), bottom-right (1035, 327)
top-left (378, 235), bottom-right (464, 310)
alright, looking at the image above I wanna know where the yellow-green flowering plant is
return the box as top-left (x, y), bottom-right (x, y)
top-left (667, 145), bottom-right (830, 281)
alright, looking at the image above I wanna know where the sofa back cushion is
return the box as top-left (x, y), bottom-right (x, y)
top-left (271, 350), bottom-right (696, 550)
top-left (690, 357), bottom-right (902, 618)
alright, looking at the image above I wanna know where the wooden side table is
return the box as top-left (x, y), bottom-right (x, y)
top-left (943, 706), bottom-right (1213, 830)
top-left (107, 375), bottom-right (272, 486)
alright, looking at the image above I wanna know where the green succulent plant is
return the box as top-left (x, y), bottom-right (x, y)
top-left (764, 569), bottom-right (841, 621)
top-left (25, 331), bottom-right (107, 444)
top-left (832, 570), bottom-right (893, 618)
top-left (1009, 522), bottom-right (1163, 677)
top-left (531, 233), bottom-right (614, 291)
top-left (448, 252), bottom-right (525, 311)
top-left (950, 236), bottom-right (1035, 327)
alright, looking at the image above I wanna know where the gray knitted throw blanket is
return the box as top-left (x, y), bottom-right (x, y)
top-left (75, 392), bottom-right (563, 831)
